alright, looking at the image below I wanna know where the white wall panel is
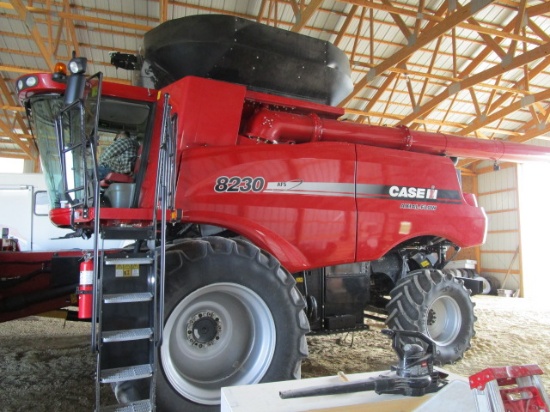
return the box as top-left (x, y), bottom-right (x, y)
top-left (476, 166), bottom-right (520, 290)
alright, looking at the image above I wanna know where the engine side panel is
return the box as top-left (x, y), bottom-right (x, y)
top-left (177, 142), bottom-right (357, 272)
top-left (177, 141), bottom-right (487, 273)
top-left (355, 145), bottom-right (487, 262)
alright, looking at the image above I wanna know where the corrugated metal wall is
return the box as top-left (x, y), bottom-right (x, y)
top-left (474, 138), bottom-right (550, 297)
top-left (476, 164), bottom-right (521, 293)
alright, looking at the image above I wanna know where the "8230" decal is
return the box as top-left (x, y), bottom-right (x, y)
top-left (214, 176), bottom-right (266, 193)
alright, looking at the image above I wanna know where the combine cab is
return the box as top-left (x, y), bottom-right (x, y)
top-left (4, 14), bottom-right (550, 411)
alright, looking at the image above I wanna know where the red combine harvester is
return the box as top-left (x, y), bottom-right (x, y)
top-left (3, 15), bottom-right (550, 411)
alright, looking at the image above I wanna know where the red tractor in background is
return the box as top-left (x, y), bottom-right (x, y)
top-left (3, 15), bottom-right (550, 411)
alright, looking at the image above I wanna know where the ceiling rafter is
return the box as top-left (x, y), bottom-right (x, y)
top-left (291, 0), bottom-right (323, 32)
top-left (526, 1), bottom-right (550, 17)
top-left (338, 0), bottom-right (496, 107)
top-left (288, 0), bottom-right (302, 23)
top-left (62, 0), bottom-right (79, 56)
top-left (412, 0), bottom-right (425, 39)
top-left (380, 0), bottom-right (412, 40)
top-left (379, 72), bottom-right (401, 125)
top-left (7, 2), bottom-right (542, 73)
top-left (399, 14), bottom-right (517, 131)
top-left (466, 17), bottom-right (506, 60)
top-left (505, 0), bottom-right (527, 60)
top-left (0, 77), bottom-right (27, 134)
top-left (354, 72), bottom-right (399, 123)
top-left (350, 6), bottom-right (366, 62)
top-left (6, 1), bottom-right (546, 48)
top-left (9, 0), bottom-right (54, 70)
top-left (0, 116), bottom-right (33, 159)
top-left (458, 88), bottom-right (550, 137)
top-left (402, 64), bottom-right (416, 109)
top-left (416, 36), bottom-right (442, 108)
top-left (159, 0), bottom-right (168, 23)
top-left (469, 88), bottom-right (482, 119)
top-left (351, 1), bottom-right (450, 119)
top-left (267, 0), bottom-right (279, 27)
top-left (398, 40), bottom-right (550, 130)
top-left (437, 93), bottom-right (458, 134)
top-left (339, 0), bottom-right (541, 45)
top-left (483, 55), bottom-right (550, 120)
top-left (333, 5), bottom-right (357, 46)
top-left (345, 74), bottom-right (540, 125)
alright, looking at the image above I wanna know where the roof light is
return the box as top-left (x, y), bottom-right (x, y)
top-left (68, 57), bottom-right (87, 74)
top-left (64, 56), bottom-right (87, 105)
top-left (52, 62), bottom-right (67, 82)
top-left (54, 62), bottom-right (67, 76)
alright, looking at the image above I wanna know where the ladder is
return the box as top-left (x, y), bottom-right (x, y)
top-left (54, 69), bottom-right (174, 410)
top-left (470, 364), bottom-right (550, 412)
top-left (91, 93), bottom-right (175, 411)
top-left (94, 227), bottom-right (158, 411)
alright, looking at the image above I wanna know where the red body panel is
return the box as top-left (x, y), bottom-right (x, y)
top-left (355, 146), bottom-right (486, 262)
top-left (0, 250), bottom-right (83, 322)
top-left (155, 77), bottom-right (488, 271)
top-left (15, 75), bottom-right (496, 274)
top-left (177, 141), bottom-right (487, 272)
top-left (177, 142), bottom-right (357, 272)
top-left (28, 75), bottom-right (491, 273)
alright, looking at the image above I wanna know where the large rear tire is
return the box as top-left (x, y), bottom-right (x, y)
top-left (386, 269), bottom-right (476, 364)
top-left (156, 237), bottom-right (309, 411)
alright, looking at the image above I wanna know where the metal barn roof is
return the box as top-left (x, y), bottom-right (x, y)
top-left (1, 0), bottom-right (549, 171)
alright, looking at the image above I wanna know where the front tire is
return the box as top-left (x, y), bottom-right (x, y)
top-left (386, 269), bottom-right (476, 364)
top-left (157, 237), bottom-right (309, 411)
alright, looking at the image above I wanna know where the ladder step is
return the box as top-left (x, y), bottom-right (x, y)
top-left (103, 292), bottom-right (153, 304)
top-left (102, 328), bottom-right (153, 343)
top-left (100, 364), bottom-right (153, 383)
top-left (102, 226), bottom-right (155, 240)
top-left (100, 399), bottom-right (152, 412)
top-left (105, 257), bottom-right (154, 266)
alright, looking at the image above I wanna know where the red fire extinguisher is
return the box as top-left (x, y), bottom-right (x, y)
top-left (78, 255), bottom-right (94, 319)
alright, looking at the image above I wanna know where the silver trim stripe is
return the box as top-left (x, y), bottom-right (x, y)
top-left (264, 181), bottom-right (355, 197)
top-left (263, 181), bottom-right (462, 204)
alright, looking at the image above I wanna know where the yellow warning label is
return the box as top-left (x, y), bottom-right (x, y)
top-left (115, 264), bottom-right (140, 278)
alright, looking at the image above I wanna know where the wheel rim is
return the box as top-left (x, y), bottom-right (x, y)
top-left (161, 282), bottom-right (276, 405)
top-left (426, 295), bottom-right (461, 346)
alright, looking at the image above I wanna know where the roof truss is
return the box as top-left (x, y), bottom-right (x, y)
top-left (0, 0), bottom-right (549, 170)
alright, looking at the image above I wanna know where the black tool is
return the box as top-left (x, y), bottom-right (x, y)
top-left (279, 329), bottom-right (448, 399)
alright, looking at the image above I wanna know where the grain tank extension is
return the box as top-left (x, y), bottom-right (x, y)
top-left (5, 14), bottom-right (550, 411)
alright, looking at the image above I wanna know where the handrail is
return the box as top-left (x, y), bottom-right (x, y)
top-left (154, 92), bottom-right (173, 347)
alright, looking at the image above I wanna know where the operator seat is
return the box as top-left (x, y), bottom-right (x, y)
top-left (101, 145), bottom-right (142, 208)
top-left (99, 145), bottom-right (142, 187)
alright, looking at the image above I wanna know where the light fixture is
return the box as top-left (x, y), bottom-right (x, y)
top-left (64, 56), bottom-right (88, 105)
top-left (54, 62), bottom-right (67, 76)
top-left (25, 76), bottom-right (38, 87)
top-left (68, 57), bottom-right (87, 74)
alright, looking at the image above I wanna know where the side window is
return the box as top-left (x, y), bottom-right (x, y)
top-left (34, 190), bottom-right (50, 216)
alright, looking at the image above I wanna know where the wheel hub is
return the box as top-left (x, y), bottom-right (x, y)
top-left (186, 311), bottom-right (222, 348)
top-left (427, 309), bottom-right (437, 326)
top-left (161, 282), bottom-right (277, 405)
top-left (427, 296), bottom-right (461, 346)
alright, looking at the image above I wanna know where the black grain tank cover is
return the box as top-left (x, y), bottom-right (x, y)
top-left (142, 14), bottom-right (353, 106)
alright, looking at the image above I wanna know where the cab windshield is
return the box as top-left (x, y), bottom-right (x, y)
top-left (28, 94), bottom-right (152, 208)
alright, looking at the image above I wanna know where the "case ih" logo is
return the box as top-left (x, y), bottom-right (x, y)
top-left (389, 186), bottom-right (438, 200)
